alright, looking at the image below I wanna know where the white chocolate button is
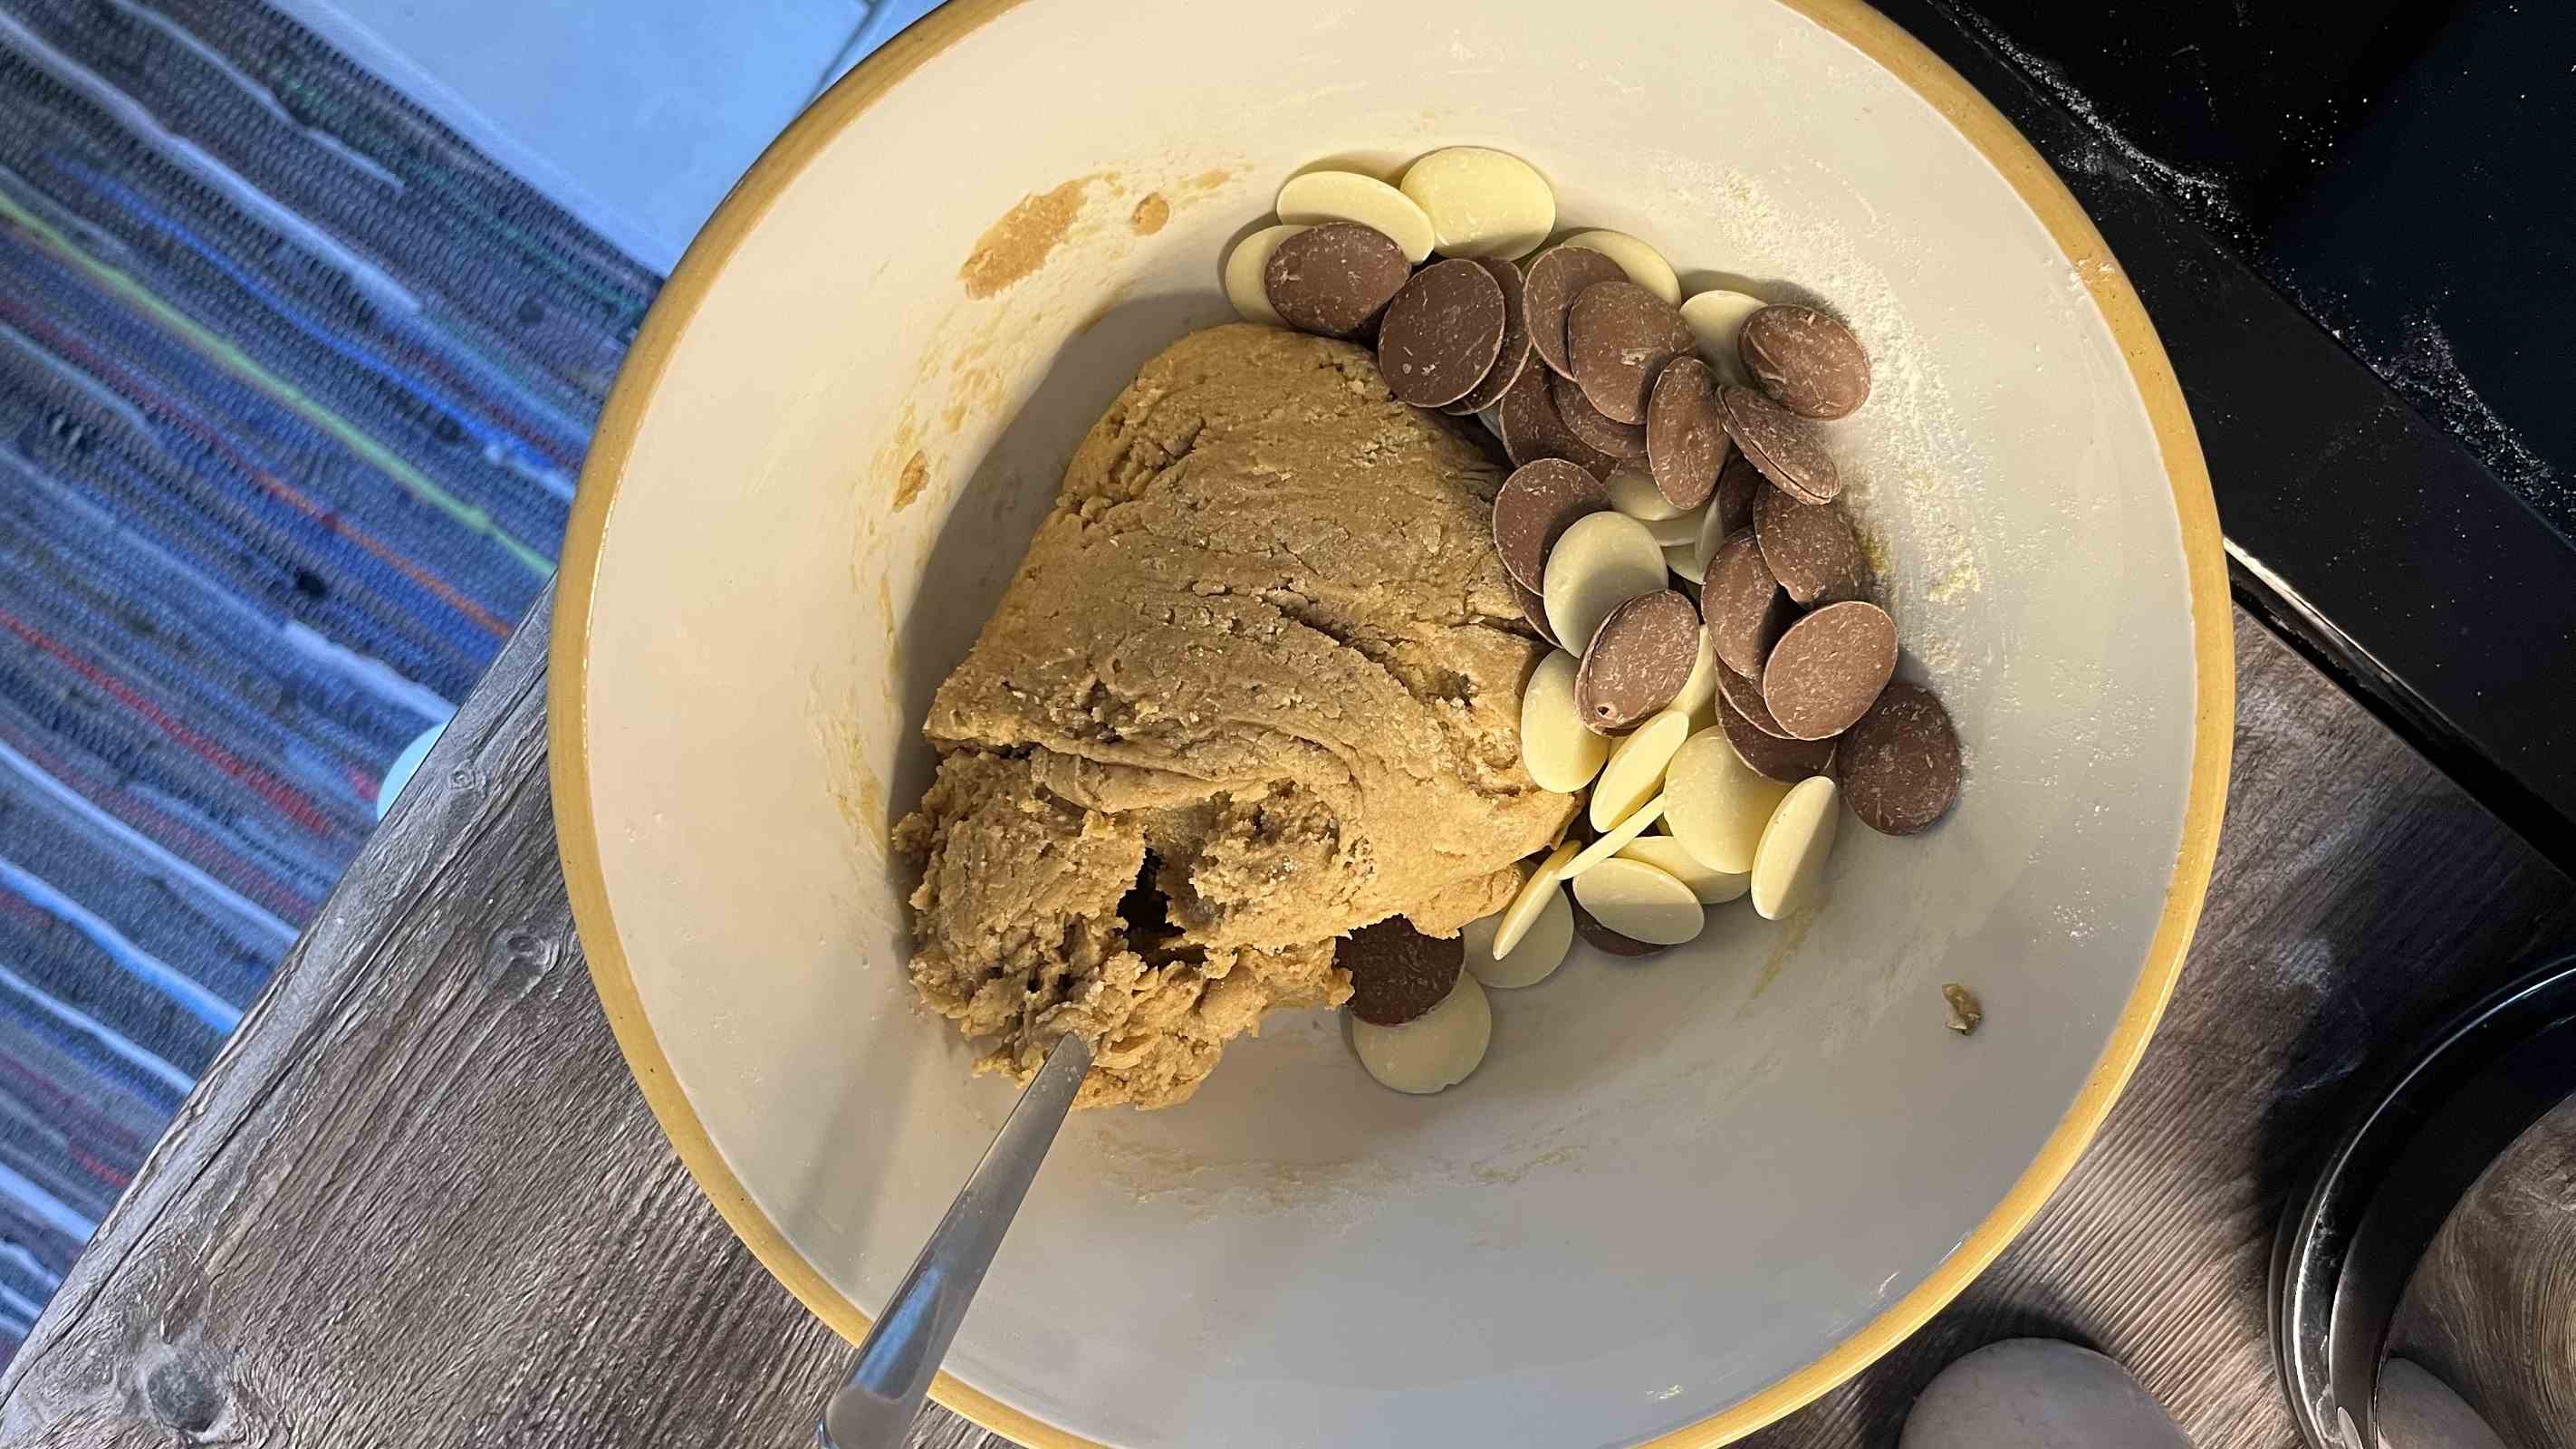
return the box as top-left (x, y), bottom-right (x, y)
top-left (1605, 461), bottom-right (1687, 523)
top-left (1571, 858), bottom-right (1704, 945)
top-left (1644, 504), bottom-right (1707, 548)
top-left (1223, 224), bottom-right (1308, 326)
top-left (1617, 834), bottom-right (1749, 904)
top-left (1751, 774), bottom-right (1840, 919)
top-left (1460, 888), bottom-right (1572, 989)
top-left (1561, 230), bottom-right (1682, 305)
top-left (1398, 147), bottom-right (1554, 260)
top-left (1350, 973), bottom-right (1492, 1093)
top-left (1691, 487), bottom-right (1732, 581)
top-left (1564, 792), bottom-right (1666, 877)
top-left (1491, 840), bottom-right (1580, 958)
top-left (1663, 540), bottom-right (1701, 580)
top-left (1519, 650), bottom-right (1610, 792)
top-left (1590, 708), bottom-right (1691, 830)
top-left (1542, 511), bottom-right (1667, 653)
top-left (1276, 171), bottom-right (1437, 263)
top-left (1662, 726), bottom-right (1791, 873)
top-left (1669, 626), bottom-right (1718, 719)
top-left (1680, 289), bottom-right (1769, 387)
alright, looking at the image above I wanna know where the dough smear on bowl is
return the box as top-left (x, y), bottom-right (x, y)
top-left (895, 323), bottom-right (1579, 1108)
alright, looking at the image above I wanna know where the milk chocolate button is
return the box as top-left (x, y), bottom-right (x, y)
top-left (1645, 357), bottom-right (1725, 511)
top-left (1716, 656), bottom-right (1795, 738)
top-left (1570, 899), bottom-right (1666, 958)
top-left (1574, 590), bottom-right (1699, 733)
top-left (1453, 257), bottom-right (1534, 413)
top-left (1223, 224), bottom-right (1307, 325)
top-left (1376, 259), bottom-right (1506, 407)
top-left (1559, 230), bottom-right (1681, 305)
top-left (1498, 361), bottom-right (1619, 477)
top-left (1838, 681), bottom-right (1960, 834)
top-left (1523, 245), bottom-right (1627, 379)
top-left (1704, 531), bottom-right (1793, 677)
top-left (1492, 458), bottom-right (1606, 590)
top-left (1550, 370), bottom-right (1648, 458)
top-left (1741, 304), bottom-right (1871, 419)
top-left (1753, 485), bottom-right (1868, 605)
top-left (1567, 281), bottom-right (1694, 424)
top-left (1264, 222), bottom-right (1412, 338)
top-left (1720, 384), bottom-right (1841, 504)
top-left (1339, 918), bottom-right (1465, 1026)
top-left (1762, 600), bottom-right (1897, 740)
top-left (1715, 453), bottom-right (1764, 537)
top-left (1718, 692), bottom-right (1836, 782)
top-left (1512, 577), bottom-right (1559, 646)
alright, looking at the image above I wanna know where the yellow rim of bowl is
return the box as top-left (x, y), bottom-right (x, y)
top-left (549, 1), bottom-right (2235, 1444)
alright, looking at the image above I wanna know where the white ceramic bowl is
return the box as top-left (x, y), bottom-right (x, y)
top-left (551, 2), bottom-right (2231, 1444)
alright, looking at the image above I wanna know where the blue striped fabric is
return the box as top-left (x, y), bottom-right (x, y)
top-left (0, 0), bottom-right (663, 1349)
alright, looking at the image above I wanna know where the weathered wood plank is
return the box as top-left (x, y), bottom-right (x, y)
top-left (0, 606), bottom-right (2565, 1449)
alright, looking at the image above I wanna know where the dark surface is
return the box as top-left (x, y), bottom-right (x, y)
top-left (1869, 0), bottom-right (2576, 878)
top-left (1940, 0), bottom-right (2576, 537)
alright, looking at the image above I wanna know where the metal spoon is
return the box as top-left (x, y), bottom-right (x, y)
top-left (817, 1031), bottom-right (1094, 1447)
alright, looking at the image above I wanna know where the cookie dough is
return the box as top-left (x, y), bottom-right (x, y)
top-left (898, 324), bottom-right (1581, 1108)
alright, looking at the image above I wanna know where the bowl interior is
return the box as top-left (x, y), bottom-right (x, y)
top-left (560, 2), bottom-right (2212, 1444)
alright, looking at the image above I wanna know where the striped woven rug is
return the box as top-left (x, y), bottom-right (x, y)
top-left (0, 0), bottom-right (660, 1350)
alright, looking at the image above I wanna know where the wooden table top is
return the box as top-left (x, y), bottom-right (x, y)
top-left (3, 600), bottom-right (2569, 1448)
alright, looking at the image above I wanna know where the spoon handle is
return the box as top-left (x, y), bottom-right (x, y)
top-left (818, 1030), bottom-right (1094, 1447)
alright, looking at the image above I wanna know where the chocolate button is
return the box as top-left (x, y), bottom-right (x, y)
top-left (1550, 370), bottom-right (1648, 459)
top-left (1837, 681), bottom-right (1960, 834)
top-left (1703, 531), bottom-right (1793, 677)
top-left (1498, 362), bottom-right (1619, 478)
top-left (1752, 485), bottom-right (1869, 605)
top-left (1741, 304), bottom-right (1871, 420)
top-left (1720, 384), bottom-right (1840, 504)
top-left (1340, 918), bottom-right (1465, 1026)
top-left (1645, 357), bottom-right (1725, 511)
top-left (1570, 899), bottom-right (1666, 958)
top-left (1523, 245), bottom-right (1628, 379)
top-left (1492, 458), bottom-right (1607, 591)
top-left (1376, 259), bottom-right (1506, 407)
top-left (1512, 577), bottom-right (1559, 646)
top-left (1264, 222), bottom-right (1412, 338)
top-left (1716, 657), bottom-right (1795, 739)
top-left (1762, 600), bottom-right (1897, 740)
top-left (1567, 281), bottom-right (1694, 424)
top-left (1714, 452), bottom-right (1764, 538)
top-left (1717, 693), bottom-right (1836, 782)
top-left (1452, 257), bottom-right (1534, 414)
top-left (1573, 590), bottom-right (1698, 734)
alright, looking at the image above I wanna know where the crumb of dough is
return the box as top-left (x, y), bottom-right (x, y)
top-left (1943, 982), bottom-right (1983, 1035)
top-left (897, 324), bottom-right (1578, 1108)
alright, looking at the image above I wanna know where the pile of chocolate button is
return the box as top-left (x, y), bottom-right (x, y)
top-left (1224, 148), bottom-right (1961, 1096)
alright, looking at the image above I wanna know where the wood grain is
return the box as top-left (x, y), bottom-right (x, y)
top-left (1, 605), bottom-right (2568, 1448)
